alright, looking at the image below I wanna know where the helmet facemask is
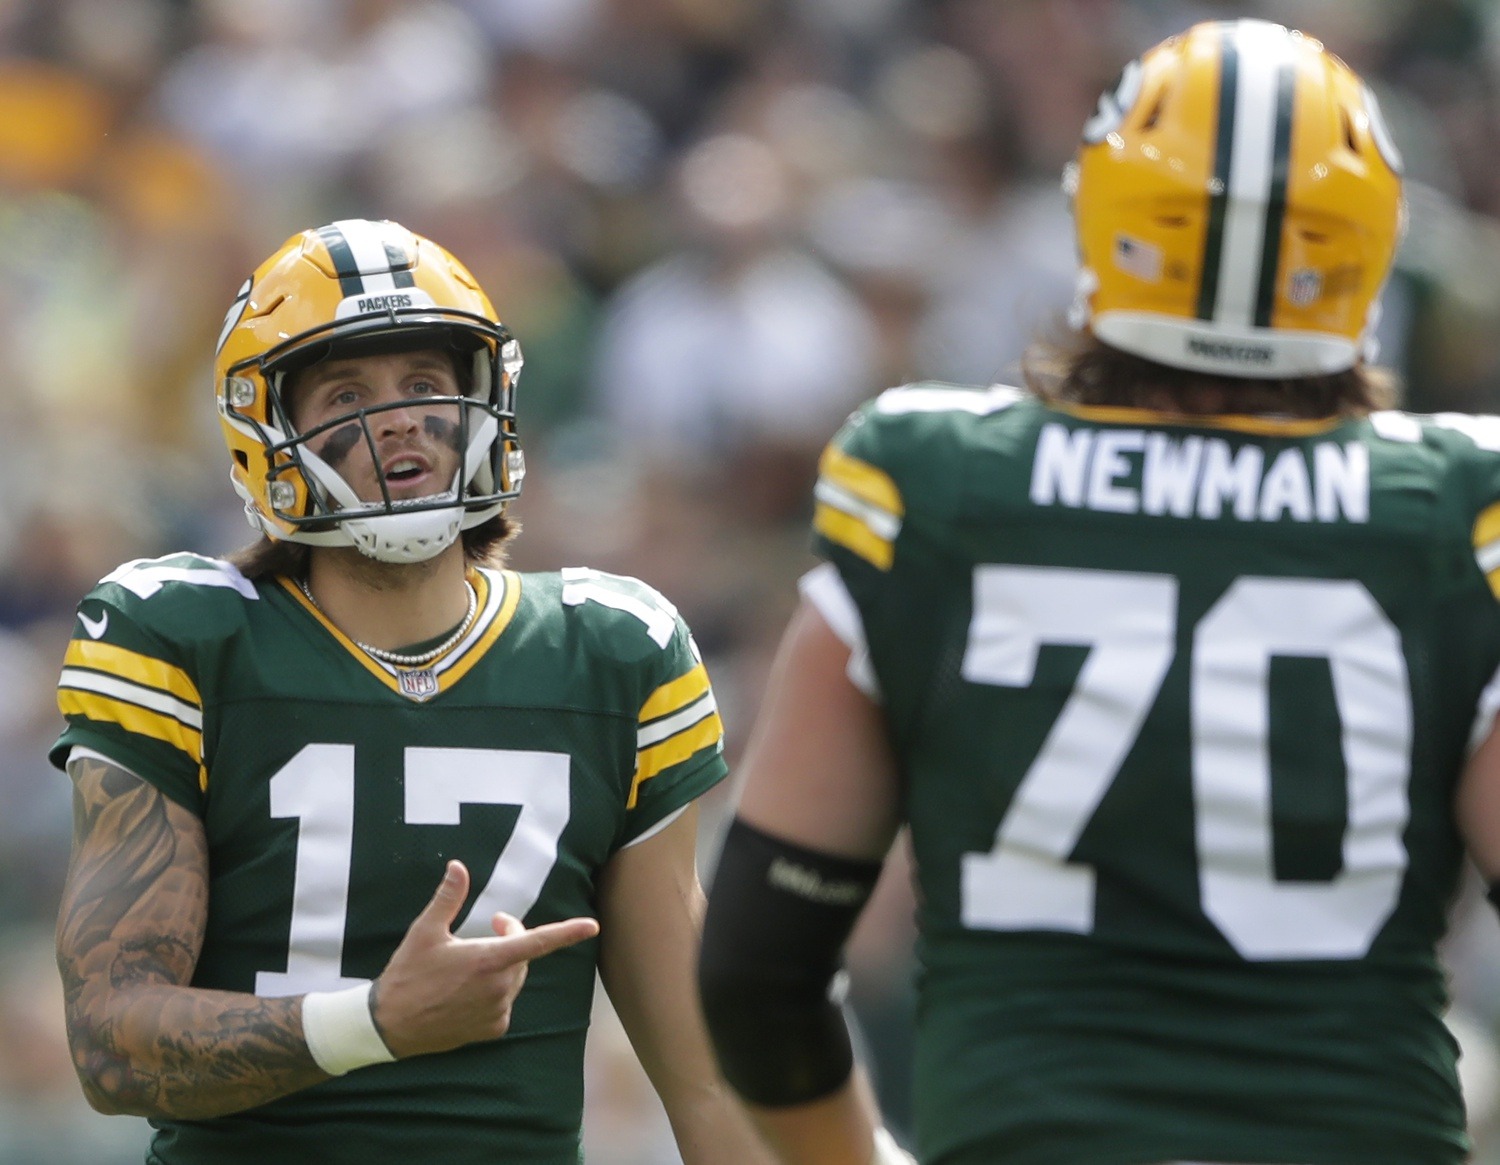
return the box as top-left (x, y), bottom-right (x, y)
top-left (216, 220), bottom-right (526, 564)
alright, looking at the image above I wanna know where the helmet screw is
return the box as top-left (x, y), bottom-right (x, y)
top-left (269, 481), bottom-right (297, 510)
top-left (228, 378), bottom-right (257, 408)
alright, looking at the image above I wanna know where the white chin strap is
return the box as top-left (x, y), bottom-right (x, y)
top-left (343, 498), bottom-right (465, 563)
top-left (242, 406), bottom-right (507, 564)
top-left (299, 443), bottom-right (466, 563)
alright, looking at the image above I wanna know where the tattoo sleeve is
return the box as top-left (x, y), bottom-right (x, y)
top-left (56, 755), bottom-right (330, 1120)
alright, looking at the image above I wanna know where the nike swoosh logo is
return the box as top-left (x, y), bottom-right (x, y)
top-left (78, 609), bottom-right (108, 639)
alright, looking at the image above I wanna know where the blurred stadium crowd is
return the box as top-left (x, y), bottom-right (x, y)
top-left (3, 0), bottom-right (1500, 1160)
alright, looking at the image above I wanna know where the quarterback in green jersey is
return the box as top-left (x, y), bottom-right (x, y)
top-left (701, 19), bottom-right (1500, 1165)
top-left (51, 219), bottom-right (776, 1165)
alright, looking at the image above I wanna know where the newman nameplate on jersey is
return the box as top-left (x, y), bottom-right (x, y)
top-left (1030, 422), bottom-right (1369, 524)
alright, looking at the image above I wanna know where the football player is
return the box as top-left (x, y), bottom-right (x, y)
top-left (700, 19), bottom-right (1500, 1165)
top-left (53, 218), bottom-right (775, 1164)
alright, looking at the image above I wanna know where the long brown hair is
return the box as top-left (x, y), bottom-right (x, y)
top-left (1021, 330), bottom-right (1398, 419)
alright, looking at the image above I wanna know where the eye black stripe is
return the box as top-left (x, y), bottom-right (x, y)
top-left (317, 225), bottom-right (365, 297)
top-left (1195, 23), bottom-right (1237, 321)
top-left (1253, 62), bottom-right (1296, 327)
top-left (382, 240), bottom-right (417, 288)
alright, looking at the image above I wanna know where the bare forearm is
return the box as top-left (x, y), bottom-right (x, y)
top-left (746, 1074), bottom-right (882, 1165)
top-left (653, 1075), bottom-right (777, 1165)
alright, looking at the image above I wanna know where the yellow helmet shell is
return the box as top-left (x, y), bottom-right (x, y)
top-left (214, 219), bottom-right (523, 559)
top-left (1069, 19), bottom-right (1404, 378)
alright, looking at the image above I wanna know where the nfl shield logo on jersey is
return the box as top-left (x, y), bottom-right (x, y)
top-left (397, 667), bottom-right (440, 701)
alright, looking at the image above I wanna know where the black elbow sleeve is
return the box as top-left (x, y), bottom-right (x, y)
top-left (698, 818), bottom-right (882, 1107)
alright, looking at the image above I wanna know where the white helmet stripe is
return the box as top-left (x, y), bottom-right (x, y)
top-left (328, 218), bottom-right (416, 296)
top-left (1201, 20), bottom-right (1298, 329)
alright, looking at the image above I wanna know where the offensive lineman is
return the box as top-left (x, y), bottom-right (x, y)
top-left (701, 20), bottom-right (1500, 1165)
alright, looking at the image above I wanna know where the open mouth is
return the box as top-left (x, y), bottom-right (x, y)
top-left (383, 456), bottom-right (429, 484)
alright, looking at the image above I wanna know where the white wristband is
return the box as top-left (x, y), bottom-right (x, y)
top-left (301, 983), bottom-right (396, 1076)
top-left (871, 1127), bottom-right (916, 1165)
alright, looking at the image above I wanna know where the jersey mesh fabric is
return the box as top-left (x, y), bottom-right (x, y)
top-left (54, 559), bottom-right (727, 1164)
top-left (811, 386), bottom-right (1500, 1165)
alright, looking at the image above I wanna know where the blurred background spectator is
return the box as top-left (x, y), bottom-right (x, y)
top-left (3, 0), bottom-right (1500, 1160)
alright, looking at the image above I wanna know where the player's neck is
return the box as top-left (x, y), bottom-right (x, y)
top-left (303, 544), bottom-right (471, 652)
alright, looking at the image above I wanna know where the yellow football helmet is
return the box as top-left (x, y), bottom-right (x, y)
top-left (1067, 19), bottom-right (1404, 378)
top-left (216, 219), bottom-right (524, 563)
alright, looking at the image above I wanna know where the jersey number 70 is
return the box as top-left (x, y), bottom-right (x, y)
top-left (960, 565), bottom-right (1410, 961)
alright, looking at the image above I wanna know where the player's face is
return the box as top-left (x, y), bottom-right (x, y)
top-left (288, 348), bottom-right (465, 505)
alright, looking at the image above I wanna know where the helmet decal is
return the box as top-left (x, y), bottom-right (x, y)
top-left (216, 277), bottom-right (251, 357)
top-left (1361, 84), bottom-right (1404, 175)
top-left (1082, 58), bottom-right (1144, 145)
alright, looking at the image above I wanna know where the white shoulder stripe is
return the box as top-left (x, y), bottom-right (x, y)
top-left (1369, 410), bottom-right (1422, 443)
top-left (59, 668), bottom-right (204, 728)
top-left (813, 479), bottom-right (902, 539)
top-left (638, 691), bottom-right (717, 749)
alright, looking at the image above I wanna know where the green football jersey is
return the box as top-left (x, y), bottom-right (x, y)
top-left (52, 558), bottom-right (727, 1165)
top-left (810, 384), bottom-right (1500, 1165)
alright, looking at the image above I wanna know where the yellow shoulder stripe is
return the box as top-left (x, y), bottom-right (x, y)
top-left (64, 639), bottom-right (202, 707)
top-left (1477, 502), bottom-right (1500, 602)
top-left (640, 662), bottom-right (710, 723)
top-left (815, 504), bottom-right (895, 571)
top-left (819, 444), bottom-right (903, 516)
top-left (629, 712), bottom-right (723, 808)
top-left (58, 690), bottom-right (203, 766)
top-left (1475, 501), bottom-right (1500, 553)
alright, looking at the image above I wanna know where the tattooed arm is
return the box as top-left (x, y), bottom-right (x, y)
top-left (55, 753), bottom-right (322, 1119)
top-left (56, 752), bottom-right (600, 1121)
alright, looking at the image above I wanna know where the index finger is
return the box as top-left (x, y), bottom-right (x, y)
top-left (483, 916), bottom-right (600, 965)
